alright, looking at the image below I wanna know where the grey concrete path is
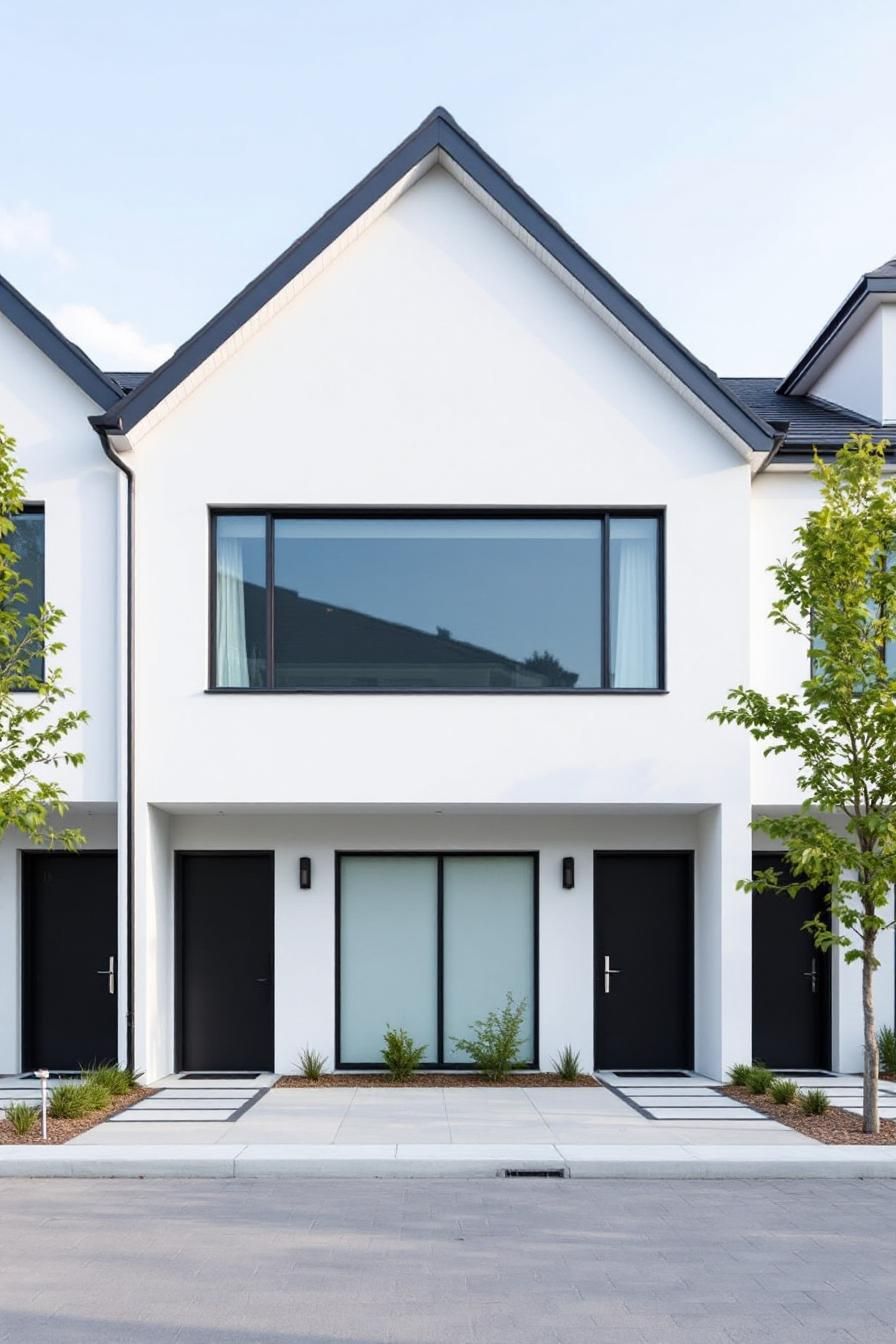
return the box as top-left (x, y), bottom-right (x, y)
top-left (1, 1176), bottom-right (894, 1342)
top-left (72, 1077), bottom-right (811, 1147)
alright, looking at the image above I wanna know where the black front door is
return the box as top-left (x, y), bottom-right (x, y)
top-left (22, 852), bottom-right (118, 1071)
top-left (752, 853), bottom-right (830, 1069)
top-left (594, 852), bottom-right (693, 1070)
top-left (177, 853), bottom-right (274, 1071)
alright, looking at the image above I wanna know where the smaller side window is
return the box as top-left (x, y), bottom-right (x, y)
top-left (7, 506), bottom-right (45, 683)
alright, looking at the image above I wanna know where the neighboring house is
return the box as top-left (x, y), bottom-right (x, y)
top-left (0, 108), bottom-right (893, 1082)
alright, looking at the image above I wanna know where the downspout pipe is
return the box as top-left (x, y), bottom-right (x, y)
top-left (93, 421), bottom-right (135, 1073)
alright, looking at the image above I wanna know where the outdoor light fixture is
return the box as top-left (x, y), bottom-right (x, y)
top-left (299, 856), bottom-right (312, 889)
top-left (562, 856), bottom-right (575, 889)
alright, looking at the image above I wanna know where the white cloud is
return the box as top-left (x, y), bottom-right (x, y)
top-left (50, 304), bottom-right (175, 371)
top-left (0, 203), bottom-right (70, 268)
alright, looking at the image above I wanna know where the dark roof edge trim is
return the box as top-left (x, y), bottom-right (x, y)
top-left (94, 106), bottom-right (774, 451)
top-left (0, 274), bottom-right (122, 410)
top-left (778, 275), bottom-right (896, 396)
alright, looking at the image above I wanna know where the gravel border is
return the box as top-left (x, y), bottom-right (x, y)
top-left (721, 1083), bottom-right (896, 1144)
top-left (0, 1087), bottom-right (155, 1145)
top-left (276, 1072), bottom-right (599, 1088)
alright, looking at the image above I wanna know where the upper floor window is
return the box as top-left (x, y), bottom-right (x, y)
top-left (212, 511), bottom-right (663, 692)
top-left (8, 506), bottom-right (45, 682)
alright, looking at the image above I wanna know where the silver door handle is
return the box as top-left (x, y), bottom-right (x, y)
top-left (604, 955), bottom-right (620, 994)
top-left (803, 958), bottom-right (817, 993)
top-left (97, 955), bottom-right (115, 996)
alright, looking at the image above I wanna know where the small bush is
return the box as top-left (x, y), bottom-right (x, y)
top-left (81, 1064), bottom-right (138, 1097)
top-left (768, 1077), bottom-right (798, 1105)
top-left (451, 992), bottom-right (528, 1081)
top-left (49, 1083), bottom-right (90, 1119)
top-left (5, 1101), bottom-right (38, 1135)
top-left (800, 1088), bottom-right (830, 1116)
top-left (746, 1066), bottom-right (775, 1095)
top-left (78, 1080), bottom-right (111, 1112)
top-left (552, 1045), bottom-right (582, 1081)
top-left (878, 1025), bottom-right (896, 1076)
top-left (381, 1027), bottom-right (427, 1081)
top-left (727, 1063), bottom-right (753, 1087)
top-left (296, 1046), bottom-right (328, 1080)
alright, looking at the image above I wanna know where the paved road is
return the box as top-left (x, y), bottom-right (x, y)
top-left (0, 1178), bottom-right (893, 1343)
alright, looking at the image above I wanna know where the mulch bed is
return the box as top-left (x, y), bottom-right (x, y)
top-left (0, 1086), bottom-right (155, 1145)
top-left (276, 1072), bottom-right (599, 1088)
top-left (721, 1083), bottom-right (896, 1144)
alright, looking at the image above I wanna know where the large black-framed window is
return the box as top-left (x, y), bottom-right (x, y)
top-left (7, 505), bottom-right (45, 683)
top-left (210, 509), bottom-right (665, 692)
top-left (335, 851), bottom-right (539, 1069)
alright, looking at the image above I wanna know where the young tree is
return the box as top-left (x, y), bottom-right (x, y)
top-left (712, 434), bottom-right (896, 1133)
top-left (0, 421), bottom-right (87, 849)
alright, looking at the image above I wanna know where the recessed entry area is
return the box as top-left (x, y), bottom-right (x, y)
top-left (176, 853), bottom-right (274, 1072)
top-left (22, 852), bottom-right (118, 1072)
top-left (594, 852), bottom-right (693, 1071)
top-left (752, 853), bottom-right (831, 1071)
top-left (337, 852), bottom-right (537, 1067)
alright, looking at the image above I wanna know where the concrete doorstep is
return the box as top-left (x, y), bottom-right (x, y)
top-left (2, 1142), bottom-right (896, 1178)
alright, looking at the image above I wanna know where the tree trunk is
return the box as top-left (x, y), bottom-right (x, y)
top-left (862, 941), bottom-right (879, 1134)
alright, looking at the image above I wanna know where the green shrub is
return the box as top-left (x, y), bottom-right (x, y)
top-left (746, 1066), bottom-right (775, 1095)
top-left (552, 1045), bottom-right (582, 1081)
top-left (81, 1064), bottom-right (138, 1097)
top-left (381, 1027), bottom-right (427, 1081)
top-left (800, 1088), bottom-right (830, 1116)
top-left (49, 1083), bottom-right (90, 1119)
top-left (451, 992), bottom-right (528, 1081)
top-left (768, 1077), bottom-right (798, 1105)
top-left (77, 1080), bottom-right (111, 1112)
top-left (878, 1025), bottom-right (896, 1076)
top-left (727, 1062), bottom-right (753, 1087)
top-left (296, 1046), bottom-right (328, 1080)
top-left (5, 1101), bottom-right (38, 1135)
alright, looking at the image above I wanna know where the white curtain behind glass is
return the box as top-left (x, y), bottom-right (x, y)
top-left (216, 538), bottom-right (250, 688)
top-left (610, 520), bottom-right (658, 688)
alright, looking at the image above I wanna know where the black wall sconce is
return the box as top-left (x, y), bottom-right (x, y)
top-left (561, 856), bottom-right (575, 890)
top-left (299, 856), bottom-right (312, 890)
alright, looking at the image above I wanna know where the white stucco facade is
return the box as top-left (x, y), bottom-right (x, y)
top-left (2, 127), bottom-right (893, 1083)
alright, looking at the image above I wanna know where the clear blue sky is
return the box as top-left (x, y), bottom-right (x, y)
top-left (1, 0), bottom-right (895, 376)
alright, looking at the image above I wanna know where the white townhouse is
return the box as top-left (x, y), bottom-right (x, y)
top-left (0, 108), bottom-right (893, 1085)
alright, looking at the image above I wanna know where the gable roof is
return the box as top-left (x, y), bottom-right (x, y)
top-left (90, 107), bottom-right (776, 455)
top-left (779, 257), bottom-right (896, 396)
top-left (0, 272), bottom-right (122, 409)
top-left (721, 377), bottom-right (889, 456)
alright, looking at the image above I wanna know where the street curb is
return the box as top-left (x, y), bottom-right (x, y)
top-left (2, 1143), bottom-right (896, 1178)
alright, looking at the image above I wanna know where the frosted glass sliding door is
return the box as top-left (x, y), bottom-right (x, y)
top-left (443, 856), bottom-right (535, 1064)
top-left (339, 856), bottom-right (438, 1064)
top-left (337, 853), bottom-right (537, 1066)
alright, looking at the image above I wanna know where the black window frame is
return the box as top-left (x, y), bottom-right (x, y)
top-left (208, 507), bottom-right (667, 694)
top-left (9, 503), bottom-right (46, 687)
top-left (334, 849), bottom-right (539, 1070)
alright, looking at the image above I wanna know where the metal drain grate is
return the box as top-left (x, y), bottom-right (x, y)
top-left (503, 1168), bottom-right (566, 1179)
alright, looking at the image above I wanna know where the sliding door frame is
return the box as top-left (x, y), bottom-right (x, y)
top-left (335, 850), bottom-right (539, 1070)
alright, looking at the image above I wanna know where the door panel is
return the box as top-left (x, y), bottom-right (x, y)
top-left (22, 852), bottom-right (118, 1071)
top-left (752, 853), bottom-right (830, 1070)
top-left (594, 852), bottom-right (693, 1070)
top-left (177, 853), bottom-right (274, 1071)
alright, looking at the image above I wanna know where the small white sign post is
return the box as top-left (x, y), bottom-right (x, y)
top-left (34, 1069), bottom-right (49, 1140)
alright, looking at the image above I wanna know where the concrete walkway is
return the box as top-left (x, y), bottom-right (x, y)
top-left (70, 1073), bottom-right (810, 1147)
top-left (1, 1072), bottom-right (895, 1176)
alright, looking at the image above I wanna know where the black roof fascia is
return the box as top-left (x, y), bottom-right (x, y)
top-left (0, 273), bottom-right (122, 409)
top-left (779, 274), bottom-right (896, 396)
top-left (92, 107), bottom-right (774, 452)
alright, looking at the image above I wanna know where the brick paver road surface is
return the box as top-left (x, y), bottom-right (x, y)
top-left (0, 1177), bottom-right (894, 1343)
